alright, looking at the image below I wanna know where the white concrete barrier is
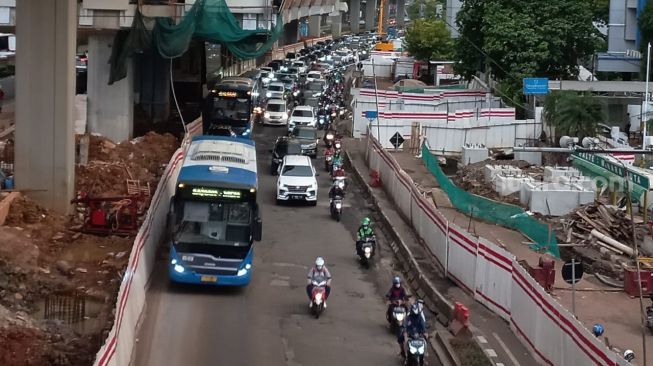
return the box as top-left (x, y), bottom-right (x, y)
top-left (364, 132), bottom-right (627, 366)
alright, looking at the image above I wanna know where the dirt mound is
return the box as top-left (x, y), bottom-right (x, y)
top-left (78, 132), bottom-right (178, 196)
top-left (0, 131), bottom-right (179, 365)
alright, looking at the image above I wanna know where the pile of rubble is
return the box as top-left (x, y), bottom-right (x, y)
top-left (0, 131), bottom-right (179, 365)
top-left (550, 202), bottom-right (651, 277)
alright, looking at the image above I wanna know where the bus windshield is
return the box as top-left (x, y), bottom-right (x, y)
top-left (211, 97), bottom-right (250, 121)
top-left (175, 201), bottom-right (252, 246)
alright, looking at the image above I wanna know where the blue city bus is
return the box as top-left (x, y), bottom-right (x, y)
top-left (202, 76), bottom-right (261, 138)
top-left (168, 136), bottom-right (262, 286)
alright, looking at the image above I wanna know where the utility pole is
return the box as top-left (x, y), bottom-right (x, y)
top-left (643, 42), bottom-right (651, 149)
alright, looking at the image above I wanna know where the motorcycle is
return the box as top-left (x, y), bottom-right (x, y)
top-left (388, 299), bottom-right (409, 334)
top-left (310, 280), bottom-right (328, 318)
top-left (324, 131), bottom-right (336, 147)
top-left (646, 306), bottom-right (653, 333)
top-left (330, 196), bottom-right (344, 222)
top-left (359, 235), bottom-right (376, 268)
top-left (324, 149), bottom-right (334, 172)
top-left (406, 334), bottom-right (427, 366)
top-left (317, 114), bottom-right (328, 130)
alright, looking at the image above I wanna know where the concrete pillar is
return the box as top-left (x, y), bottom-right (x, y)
top-left (15, 0), bottom-right (76, 213)
top-left (87, 34), bottom-right (134, 143)
top-left (309, 15), bottom-right (321, 38)
top-left (331, 13), bottom-right (342, 37)
top-left (365, 0), bottom-right (376, 31)
top-left (396, 0), bottom-right (405, 28)
top-left (135, 50), bottom-right (170, 123)
top-left (350, 0), bottom-right (360, 34)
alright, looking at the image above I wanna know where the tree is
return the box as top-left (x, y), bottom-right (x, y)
top-left (407, 0), bottom-right (442, 21)
top-left (543, 91), bottom-right (605, 139)
top-left (404, 19), bottom-right (453, 62)
top-left (454, 0), bottom-right (601, 82)
top-left (639, 1), bottom-right (653, 79)
top-left (590, 0), bottom-right (610, 25)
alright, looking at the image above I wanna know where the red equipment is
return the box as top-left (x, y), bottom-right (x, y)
top-left (520, 256), bottom-right (555, 292)
top-left (71, 194), bottom-right (146, 236)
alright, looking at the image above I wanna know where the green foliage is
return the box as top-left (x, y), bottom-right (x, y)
top-left (590, 0), bottom-right (610, 25)
top-left (454, 0), bottom-right (601, 82)
top-left (543, 91), bottom-right (605, 139)
top-left (403, 19), bottom-right (453, 62)
top-left (407, 0), bottom-right (442, 21)
top-left (640, 1), bottom-right (653, 51)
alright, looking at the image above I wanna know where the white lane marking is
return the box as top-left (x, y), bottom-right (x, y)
top-left (477, 335), bottom-right (488, 344)
top-left (496, 364), bottom-right (505, 366)
top-left (485, 349), bottom-right (498, 357)
top-left (493, 332), bottom-right (522, 366)
top-left (270, 279), bottom-right (290, 287)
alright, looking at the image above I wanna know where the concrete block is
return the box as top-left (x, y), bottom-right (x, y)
top-left (484, 164), bottom-right (522, 183)
top-left (515, 150), bottom-right (542, 165)
top-left (523, 182), bottom-right (594, 216)
top-left (543, 166), bottom-right (583, 181)
top-left (461, 145), bottom-right (488, 166)
top-left (494, 174), bottom-right (535, 196)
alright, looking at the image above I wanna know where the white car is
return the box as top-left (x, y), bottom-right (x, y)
top-left (263, 99), bottom-right (289, 126)
top-left (276, 155), bottom-right (318, 205)
top-left (306, 71), bottom-right (323, 83)
top-left (292, 60), bottom-right (307, 74)
top-left (266, 82), bottom-right (286, 100)
top-left (288, 106), bottom-right (316, 132)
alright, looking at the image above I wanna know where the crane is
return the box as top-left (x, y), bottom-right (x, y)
top-left (374, 0), bottom-right (394, 51)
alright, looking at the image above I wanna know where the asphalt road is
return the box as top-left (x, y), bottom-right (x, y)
top-left (133, 124), bottom-right (441, 366)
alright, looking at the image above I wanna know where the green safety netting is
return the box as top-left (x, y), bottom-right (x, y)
top-left (109, 0), bottom-right (283, 84)
top-left (421, 144), bottom-right (560, 257)
top-left (153, 0), bottom-right (283, 59)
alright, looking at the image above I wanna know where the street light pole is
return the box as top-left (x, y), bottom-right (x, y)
top-left (643, 42), bottom-right (651, 149)
top-left (371, 56), bottom-right (381, 142)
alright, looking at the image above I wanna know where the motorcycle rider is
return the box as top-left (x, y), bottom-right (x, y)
top-left (592, 323), bottom-right (604, 338)
top-left (356, 217), bottom-right (375, 256)
top-left (385, 276), bottom-right (409, 322)
top-left (624, 349), bottom-right (635, 363)
top-left (306, 257), bottom-right (332, 307)
top-left (329, 180), bottom-right (346, 201)
top-left (398, 303), bottom-right (428, 358)
top-left (332, 151), bottom-right (344, 172)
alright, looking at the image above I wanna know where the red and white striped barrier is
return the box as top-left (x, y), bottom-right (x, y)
top-left (364, 131), bottom-right (629, 366)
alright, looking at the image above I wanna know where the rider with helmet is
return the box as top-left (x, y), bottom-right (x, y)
top-left (624, 349), bottom-right (635, 362)
top-left (356, 217), bottom-right (375, 256)
top-left (385, 276), bottom-right (409, 321)
top-left (398, 303), bottom-right (428, 358)
top-left (592, 324), bottom-right (604, 338)
top-left (306, 257), bottom-right (332, 307)
top-left (329, 180), bottom-right (346, 201)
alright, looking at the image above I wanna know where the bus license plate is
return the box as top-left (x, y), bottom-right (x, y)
top-left (201, 275), bottom-right (217, 283)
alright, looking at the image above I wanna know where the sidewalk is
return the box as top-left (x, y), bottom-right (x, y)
top-left (347, 138), bottom-right (537, 366)
top-left (388, 147), bottom-right (653, 361)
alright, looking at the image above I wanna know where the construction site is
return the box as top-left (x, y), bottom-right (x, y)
top-left (0, 124), bottom-right (177, 365)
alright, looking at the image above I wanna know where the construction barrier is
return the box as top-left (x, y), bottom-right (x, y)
top-left (364, 132), bottom-right (629, 366)
top-left (92, 118), bottom-right (202, 366)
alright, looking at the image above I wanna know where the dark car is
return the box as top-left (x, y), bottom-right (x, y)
top-left (291, 126), bottom-right (318, 158)
top-left (271, 137), bottom-right (303, 175)
top-left (299, 49), bottom-right (310, 56)
top-left (268, 60), bottom-right (283, 71)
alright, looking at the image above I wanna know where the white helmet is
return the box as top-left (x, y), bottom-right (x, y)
top-left (624, 349), bottom-right (635, 362)
top-left (315, 257), bottom-right (325, 268)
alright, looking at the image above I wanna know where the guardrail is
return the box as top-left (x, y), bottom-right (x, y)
top-left (92, 118), bottom-right (202, 366)
top-left (360, 131), bottom-right (630, 366)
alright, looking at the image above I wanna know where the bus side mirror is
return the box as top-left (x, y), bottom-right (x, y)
top-left (253, 217), bottom-right (262, 242)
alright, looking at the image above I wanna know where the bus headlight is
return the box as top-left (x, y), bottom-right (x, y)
top-left (237, 264), bottom-right (251, 276)
top-left (174, 264), bottom-right (185, 273)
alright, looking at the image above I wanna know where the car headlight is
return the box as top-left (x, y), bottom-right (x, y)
top-left (293, 90), bottom-right (299, 96)
top-left (282, 113), bottom-right (288, 119)
top-left (262, 77), bottom-right (270, 83)
top-left (174, 264), bottom-right (185, 273)
top-left (264, 112), bottom-right (270, 118)
top-left (266, 91), bottom-right (272, 98)
top-left (307, 142), bottom-right (317, 148)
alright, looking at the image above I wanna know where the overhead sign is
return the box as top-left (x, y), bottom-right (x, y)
top-left (364, 110), bottom-right (378, 119)
top-left (572, 151), bottom-right (650, 189)
top-left (561, 259), bottom-right (584, 284)
top-left (523, 78), bottom-right (549, 95)
top-left (390, 132), bottom-right (404, 149)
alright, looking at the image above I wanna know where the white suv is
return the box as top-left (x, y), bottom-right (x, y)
top-left (276, 155), bottom-right (318, 205)
top-left (288, 105), bottom-right (316, 132)
top-left (263, 99), bottom-right (288, 125)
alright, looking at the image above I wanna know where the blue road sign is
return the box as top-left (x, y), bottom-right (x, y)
top-left (523, 78), bottom-right (549, 95)
top-left (364, 111), bottom-right (378, 119)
